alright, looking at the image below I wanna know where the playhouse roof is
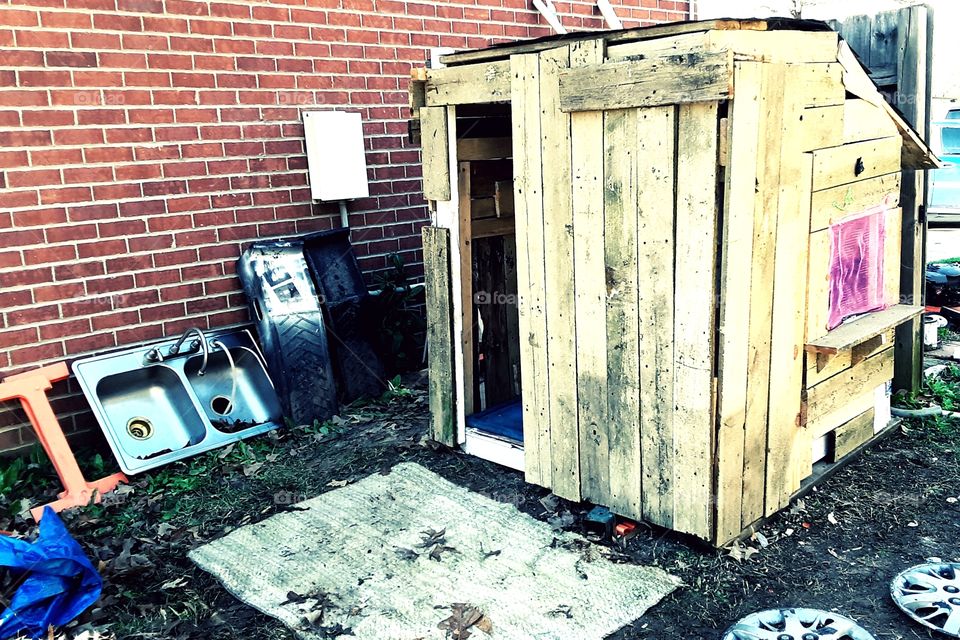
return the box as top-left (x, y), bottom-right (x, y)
top-left (437, 18), bottom-right (940, 171)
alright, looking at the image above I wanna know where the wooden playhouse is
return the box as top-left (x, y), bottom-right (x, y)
top-left (412, 19), bottom-right (940, 545)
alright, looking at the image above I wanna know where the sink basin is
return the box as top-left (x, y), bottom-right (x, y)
top-left (73, 328), bottom-right (283, 475)
top-left (96, 366), bottom-right (206, 459)
top-left (185, 347), bottom-right (282, 432)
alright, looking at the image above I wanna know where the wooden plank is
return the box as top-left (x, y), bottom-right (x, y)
top-left (798, 104), bottom-right (843, 152)
top-left (805, 330), bottom-right (894, 388)
top-left (787, 63), bottom-right (845, 107)
top-left (806, 348), bottom-right (894, 437)
top-left (510, 53), bottom-right (551, 488)
top-left (426, 60), bottom-right (511, 106)
top-left (893, 6), bottom-right (932, 395)
top-left (765, 78), bottom-right (813, 513)
top-left (807, 388), bottom-right (877, 441)
top-left (805, 304), bottom-right (924, 354)
top-left (539, 45), bottom-right (580, 502)
top-left (570, 38), bottom-right (608, 504)
top-left (741, 63), bottom-right (786, 528)
top-left (811, 136), bottom-right (902, 192)
top-left (636, 104), bottom-right (676, 530)
top-left (422, 226), bottom-right (457, 446)
top-left (473, 236), bottom-right (513, 407)
top-left (810, 172), bottom-right (901, 233)
top-left (714, 61), bottom-right (761, 544)
top-left (606, 31), bottom-right (710, 61)
top-left (420, 106), bottom-right (451, 201)
top-left (843, 99), bottom-right (900, 143)
top-left (559, 50), bottom-right (733, 113)
top-left (457, 163), bottom-right (476, 420)
top-left (457, 137), bottom-right (512, 161)
top-left (439, 19), bottom-right (768, 66)
top-left (828, 408), bottom-right (876, 463)
top-left (707, 30), bottom-right (839, 63)
top-left (434, 106), bottom-right (468, 446)
top-left (503, 238), bottom-right (521, 399)
top-left (672, 100), bottom-right (719, 540)
top-left (806, 228), bottom-right (831, 342)
top-left (471, 216), bottom-right (516, 239)
top-left (603, 107), bottom-right (642, 519)
top-left (884, 207), bottom-right (902, 306)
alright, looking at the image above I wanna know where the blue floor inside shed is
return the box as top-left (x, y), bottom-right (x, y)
top-left (465, 397), bottom-right (523, 442)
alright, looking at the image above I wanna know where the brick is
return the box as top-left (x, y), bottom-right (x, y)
top-left (0, 327), bottom-right (39, 350)
top-left (7, 169), bottom-right (61, 189)
top-left (64, 333), bottom-right (117, 354)
top-left (91, 309), bottom-right (139, 331)
top-left (40, 186), bottom-right (92, 205)
top-left (98, 219), bottom-right (146, 237)
top-left (10, 343), bottom-right (65, 367)
top-left (52, 128), bottom-right (104, 145)
top-left (39, 318), bottom-right (91, 340)
top-left (23, 110), bottom-right (75, 127)
top-left (67, 201), bottom-right (122, 222)
top-left (13, 207), bottom-right (68, 226)
top-left (0, 129), bottom-right (52, 147)
top-left (63, 166), bottom-right (115, 184)
top-left (45, 223), bottom-right (96, 243)
top-left (55, 261), bottom-right (106, 281)
top-left (45, 51), bottom-right (98, 68)
top-left (77, 239), bottom-right (125, 258)
top-left (23, 244), bottom-right (77, 265)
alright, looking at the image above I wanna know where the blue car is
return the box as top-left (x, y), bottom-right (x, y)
top-left (929, 104), bottom-right (960, 226)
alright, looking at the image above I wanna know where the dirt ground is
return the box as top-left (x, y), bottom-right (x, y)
top-left (2, 366), bottom-right (960, 640)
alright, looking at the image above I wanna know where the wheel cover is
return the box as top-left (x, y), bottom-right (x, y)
top-left (891, 562), bottom-right (960, 636)
top-left (721, 608), bottom-right (877, 640)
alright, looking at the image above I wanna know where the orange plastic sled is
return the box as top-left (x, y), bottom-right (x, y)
top-left (0, 363), bottom-right (127, 521)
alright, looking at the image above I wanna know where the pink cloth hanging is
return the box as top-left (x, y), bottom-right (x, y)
top-left (826, 198), bottom-right (894, 330)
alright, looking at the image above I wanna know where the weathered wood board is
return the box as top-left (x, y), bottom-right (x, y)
top-left (559, 50), bottom-right (733, 112)
top-left (423, 226), bottom-right (456, 445)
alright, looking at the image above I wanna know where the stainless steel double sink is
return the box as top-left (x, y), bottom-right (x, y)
top-left (73, 328), bottom-right (283, 475)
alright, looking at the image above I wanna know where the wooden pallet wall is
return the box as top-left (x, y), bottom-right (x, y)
top-left (512, 43), bottom-right (723, 539)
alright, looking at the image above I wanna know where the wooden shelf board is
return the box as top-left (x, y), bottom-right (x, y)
top-left (804, 304), bottom-right (923, 355)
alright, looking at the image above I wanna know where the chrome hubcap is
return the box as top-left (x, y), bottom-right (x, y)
top-left (891, 563), bottom-right (960, 637)
top-left (722, 608), bottom-right (876, 640)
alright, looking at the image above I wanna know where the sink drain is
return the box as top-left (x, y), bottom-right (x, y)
top-left (211, 395), bottom-right (234, 416)
top-left (721, 608), bottom-right (876, 640)
top-left (891, 562), bottom-right (960, 636)
top-left (126, 417), bottom-right (154, 440)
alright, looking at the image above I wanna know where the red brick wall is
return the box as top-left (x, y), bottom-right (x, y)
top-left (0, 0), bottom-right (689, 455)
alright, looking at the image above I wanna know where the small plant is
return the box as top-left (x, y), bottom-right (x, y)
top-left (368, 254), bottom-right (426, 374)
top-left (382, 375), bottom-right (413, 401)
top-left (892, 389), bottom-right (923, 410)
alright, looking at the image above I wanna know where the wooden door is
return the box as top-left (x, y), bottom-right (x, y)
top-left (831, 5), bottom-right (933, 392)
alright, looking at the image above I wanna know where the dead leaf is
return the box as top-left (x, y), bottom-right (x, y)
top-left (160, 576), bottom-right (188, 590)
top-left (326, 479), bottom-right (349, 488)
top-left (242, 461), bottom-right (264, 477)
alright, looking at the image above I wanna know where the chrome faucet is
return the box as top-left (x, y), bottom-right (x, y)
top-left (167, 328), bottom-right (210, 375)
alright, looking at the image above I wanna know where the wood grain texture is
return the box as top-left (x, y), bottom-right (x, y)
top-left (672, 100), bottom-right (719, 540)
top-left (570, 38), bottom-right (608, 504)
top-left (420, 106), bottom-right (451, 201)
top-left (559, 50), bottom-right (733, 113)
top-left (636, 105), bottom-right (677, 530)
top-left (510, 53), bottom-right (551, 488)
top-left (603, 107), bottom-right (642, 519)
top-left (828, 408), bottom-right (876, 462)
top-left (811, 136), bottom-right (902, 191)
top-left (805, 304), bottom-right (923, 354)
top-left (539, 45), bottom-right (581, 502)
top-left (807, 348), bottom-right (893, 423)
top-left (423, 226), bottom-right (456, 445)
top-left (810, 172), bottom-right (901, 233)
top-left (426, 60), bottom-right (511, 106)
top-left (765, 82), bottom-right (814, 513)
top-left (741, 63), bottom-right (785, 528)
top-left (714, 61), bottom-right (761, 545)
top-left (805, 330), bottom-right (894, 389)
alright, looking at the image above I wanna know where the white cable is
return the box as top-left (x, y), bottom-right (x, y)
top-left (212, 340), bottom-right (237, 414)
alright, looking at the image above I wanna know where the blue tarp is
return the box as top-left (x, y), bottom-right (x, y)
top-left (0, 507), bottom-right (101, 640)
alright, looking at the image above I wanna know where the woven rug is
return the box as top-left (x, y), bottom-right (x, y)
top-left (190, 462), bottom-right (680, 640)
